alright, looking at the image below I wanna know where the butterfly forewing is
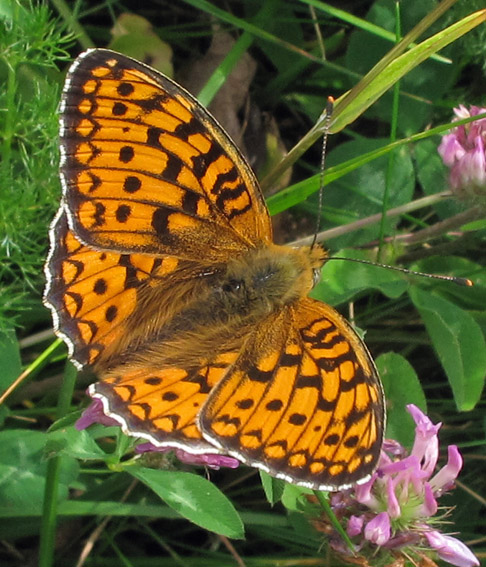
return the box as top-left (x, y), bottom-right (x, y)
top-left (60, 49), bottom-right (272, 261)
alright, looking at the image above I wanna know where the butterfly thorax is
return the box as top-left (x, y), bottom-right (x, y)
top-left (97, 244), bottom-right (327, 371)
top-left (219, 243), bottom-right (327, 318)
top-left (152, 243), bottom-right (328, 333)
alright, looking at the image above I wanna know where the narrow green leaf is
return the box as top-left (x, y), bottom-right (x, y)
top-left (332, 10), bottom-right (486, 132)
top-left (0, 329), bottom-right (21, 391)
top-left (260, 470), bottom-right (285, 505)
top-left (0, 501), bottom-right (179, 518)
top-left (181, 0), bottom-right (321, 64)
top-left (130, 467), bottom-right (244, 538)
top-left (409, 287), bottom-right (486, 410)
top-left (197, 31), bottom-right (254, 107)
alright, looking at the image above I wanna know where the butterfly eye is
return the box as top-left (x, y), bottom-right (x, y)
top-left (222, 279), bottom-right (243, 293)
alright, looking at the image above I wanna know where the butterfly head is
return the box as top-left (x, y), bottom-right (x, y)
top-left (217, 244), bottom-right (328, 321)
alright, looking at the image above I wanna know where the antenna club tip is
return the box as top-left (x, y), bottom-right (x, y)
top-left (458, 277), bottom-right (474, 287)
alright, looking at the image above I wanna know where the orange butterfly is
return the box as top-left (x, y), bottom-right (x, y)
top-left (44, 49), bottom-right (384, 490)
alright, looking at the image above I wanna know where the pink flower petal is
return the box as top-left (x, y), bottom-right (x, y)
top-left (458, 136), bottom-right (486, 187)
top-left (364, 512), bottom-right (391, 546)
top-left (75, 398), bottom-right (120, 430)
top-left (425, 531), bottom-right (479, 567)
top-left (347, 515), bottom-right (364, 537)
top-left (439, 105), bottom-right (486, 197)
top-left (135, 443), bottom-right (239, 470)
top-left (175, 450), bottom-right (240, 470)
top-left (407, 404), bottom-right (440, 476)
top-left (438, 134), bottom-right (466, 165)
top-left (430, 445), bottom-right (463, 495)
top-left (454, 105), bottom-right (471, 120)
top-left (354, 474), bottom-right (378, 508)
top-left (385, 476), bottom-right (401, 519)
top-left (380, 454), bottom-right (420, 476)
top-left (382, 439), bottom-right (406, 458)
top-left (419, 482), bottom-right (438, 517)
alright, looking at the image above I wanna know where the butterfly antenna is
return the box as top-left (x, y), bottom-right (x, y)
top-left (328, 256), bottom-right (473, 287)
top-left (311, 97), bottom-right (335, 249)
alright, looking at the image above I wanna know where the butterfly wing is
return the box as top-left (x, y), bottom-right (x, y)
top-left (46, 47), bottom-right (274, 367)
top-left (90, 352), bottom-right (240, 454)
top-left (45, 207), bottom-right (232, 368)
top-left (200, 298), bottom-right (384, 490)
top-left (44, 208), bottom-right (169, 367)
top-left (60, 48), bottom-right (272, 261)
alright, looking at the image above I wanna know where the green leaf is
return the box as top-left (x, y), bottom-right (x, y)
top-left (108, 14), bottom-right (173, 77)
top-left (260, 470), bottom-right (285, 505)
top-left (377, 352), bottom-right (426, 448)
top-left (45, 426), bottom-right (107, 461)
top-left (281, 483), bottom-right (312, 512)
top-left (314, 249), bottom-right (408, 306)
top-left (0, 430), bottom-right (78, 513)
top-left (130, 467), bottom-right (244, 538)
top-left (319, 140), bottom-right (414, 248)
top-left (409, 287), bottom-right (486, 410)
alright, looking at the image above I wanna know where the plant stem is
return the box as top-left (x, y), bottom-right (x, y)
top-left (38, 362), bottom-right (77, 567)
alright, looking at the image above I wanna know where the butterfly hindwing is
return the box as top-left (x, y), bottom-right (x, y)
top-left (44, 208), bottom-right (228, 368)
top-left (45, 208), bottom-right (161, 367)
top-left (90, 351), bottom-right (239, 454)
top-left (200, 299), bottom-right (383, 490)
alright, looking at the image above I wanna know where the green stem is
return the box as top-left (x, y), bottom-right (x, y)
top-left (197, 31), bottom-right (255, 107)
top-left (378, 1), bottom-right (401, 261)
top-left (38, 362), bottom-right (77, 567)
top-left (291, 191), bottom-right (452, 247)
top-left (50, 0), bottom-right (94, 50)
top-left (313, 490), bottom-right (355, 553)
top-left (197, 0), bottom-right (277, 107)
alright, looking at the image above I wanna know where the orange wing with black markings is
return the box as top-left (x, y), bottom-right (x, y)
top-left (60, 49), bottom-right (272, 260)
top-left (45, 208), bottom-right (166, 367)
top-left (90, 351), bottom-right (240, 455)
top-left (200, 299), bottom-right (383, 489)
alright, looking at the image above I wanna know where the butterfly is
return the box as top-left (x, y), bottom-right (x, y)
top-left (44, 48), bottom-right (384, 490)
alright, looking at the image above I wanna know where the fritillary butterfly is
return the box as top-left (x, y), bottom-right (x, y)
top-left (44, 49), bottom-right (384, 490)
